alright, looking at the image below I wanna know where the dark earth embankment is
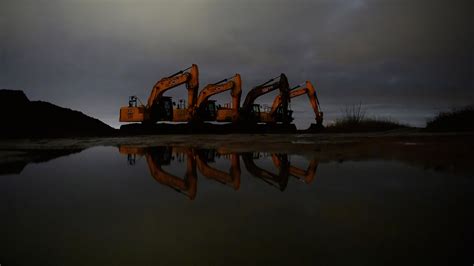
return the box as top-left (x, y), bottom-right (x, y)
top-left (120, 122), bottom-right (297, 134)
top-left (0, 90), bottom-right (115, 138)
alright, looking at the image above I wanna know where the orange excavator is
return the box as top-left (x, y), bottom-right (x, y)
top-left (119, 64), bottom-right (199, 124)
top-left (195, 149), bottom-right (241, 190)
top-left (194, 74), bottom-right (242, 122)
top-left (240, 74), bottom-right (290, 124)
top-left (119, 146), bottom-right (198, 200)
top-left (272, 155), bottom-right (319, 184)
top-left (242, 152), bottom-right (290, 191)
top-left (271, 80), bottom-right (323, 126)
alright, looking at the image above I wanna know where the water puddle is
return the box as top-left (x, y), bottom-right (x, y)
top-left (0, 144), bottom-right (472, 265)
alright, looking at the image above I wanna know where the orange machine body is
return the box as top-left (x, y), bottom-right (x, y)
top-left (195, 74), bottom-right (242, 122)
top-left (119, 64), bottom-right (199, 124)
top-left (119, 105), bottom-right (149, 122)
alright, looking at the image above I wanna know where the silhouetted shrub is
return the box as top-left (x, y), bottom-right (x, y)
top-left (426, 106), bottom-right (474, 132)
top-left (325, 104), bottom-right (408, 132)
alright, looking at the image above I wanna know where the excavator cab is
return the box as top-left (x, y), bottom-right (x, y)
top-left (199, 148), bottom-right (216, 162)
top-left (149, 97), bottom-right (173, 122)
top-left (249, 104), bottom-right (261, 122)
top-left (197, 100), bottom-right (218, 121)
top-left (147, 146), bottom-right (172, 165)
top-left (274, 106), bottom-right (294, 123)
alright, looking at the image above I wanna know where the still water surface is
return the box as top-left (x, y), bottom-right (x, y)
top-left (0, 145), bottom-right (472, 265)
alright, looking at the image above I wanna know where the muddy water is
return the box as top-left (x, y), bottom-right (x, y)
top-left (0, 145), bottom-right (472, 265)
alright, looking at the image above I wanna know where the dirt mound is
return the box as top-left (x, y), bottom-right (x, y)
top-left (0, 90), bottom-right (115, 138)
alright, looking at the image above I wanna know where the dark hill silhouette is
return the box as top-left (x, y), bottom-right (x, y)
top-left (0, 90), bottom-right (115, 138)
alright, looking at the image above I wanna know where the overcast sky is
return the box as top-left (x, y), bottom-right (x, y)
top-left (1, 0), bottom-right (473, 128)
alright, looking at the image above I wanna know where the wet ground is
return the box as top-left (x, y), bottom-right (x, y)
top-left (0, 133), bottom-right (473, 265)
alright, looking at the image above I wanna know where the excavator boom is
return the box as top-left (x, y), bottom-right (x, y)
top-left (147, 64), bottom-right (199, 108)
top-left (241, 74), bottom-right (289, 113)
top-left (195, 74), bottom-right (242, 122)
top-left (240, 74), bottom-right (290, 124)
top-left (271, 80), bottom-right (323, 125)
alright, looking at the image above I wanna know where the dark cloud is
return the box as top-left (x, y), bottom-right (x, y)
top-left (1, 0), bottom-right (473, 128)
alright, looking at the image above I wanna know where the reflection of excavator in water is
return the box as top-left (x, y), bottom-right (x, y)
top-left (119, 146), bottom-right (242, 197)
top-left (240, 74), bottom-right (291, 124)
top-left (242, 153), bottom-right (290, 191)
top-left (119, 146), bottom-right (198, 200)
top-left (195, 149), bottom-right (241, 190)
top-left (195, 74), bottom-right (242, 122)
top-left (119, 64), bottom-right (199, 124)
top-left (272, 155), bottom-right (319, 184)
top-left (271, 80), bottom-right (323, 126)
top-left (119, 146), bottom-right (318, 198)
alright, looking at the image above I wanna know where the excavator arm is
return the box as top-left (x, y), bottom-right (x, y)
top-left (272, 155), bottom-right (319, 184)
top-left (271, 80), bottom-right (323, 125)
top-left (242, 153), bottom-right (289, 191)
top-left (195, 74), bottom-right (242, 122)
top-left (147, 64), bottom-right (199, 108)
top-left (119, 146), bottom-right (197, 200)
top-left (196, 150), bottom-right (241, 190)
top-left (288, 159), bottom-right (318, 184)
top-left (146, 148), bottom-right (197, 200)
